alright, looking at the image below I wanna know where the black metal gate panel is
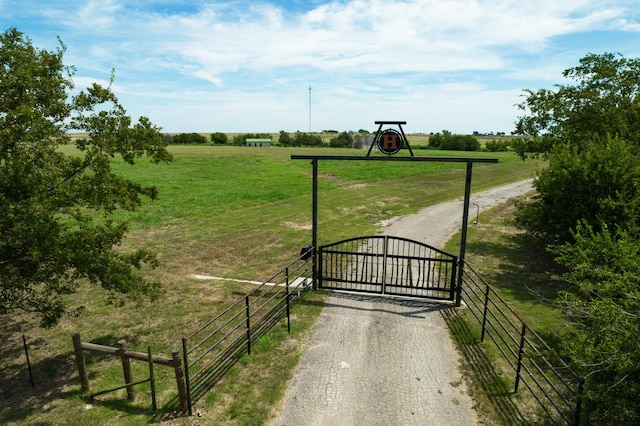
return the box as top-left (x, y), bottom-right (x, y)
top-left (318, 235), bottom-right (458, 300)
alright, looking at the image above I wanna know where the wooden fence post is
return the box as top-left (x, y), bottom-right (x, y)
top-left (172, 348), bottom-right (188, 413)
top-left (72, 333), bottom-right (90, 392)
top-left (118, 340), bottom-right (135, 402)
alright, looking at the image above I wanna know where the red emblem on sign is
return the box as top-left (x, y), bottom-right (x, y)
top-left (376, 129), bottom-right (403, 155)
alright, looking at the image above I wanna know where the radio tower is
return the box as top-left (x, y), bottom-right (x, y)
top-left (308, 86), bottom-right (312, 132)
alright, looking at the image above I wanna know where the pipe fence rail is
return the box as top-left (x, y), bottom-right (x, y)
top-left (460, 261), bottom-right (583, 425)
top-left (181, 251), bottom-right (313, 415)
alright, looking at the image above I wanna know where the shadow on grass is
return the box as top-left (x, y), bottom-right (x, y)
top-left (294, 293), bottom-right (326, 309)
top-left (466, 233), bottom-right (562, 298)
top-left (0, 351), bottom-right (79, 424)
top-left (0, 316), bottom-right (159, 424)
top-left (464, 232), bottom-right (567, 349)
top-left (0, 314), bottom-right (79, 423)
top-left (441, 307), bottom-right (529, 426)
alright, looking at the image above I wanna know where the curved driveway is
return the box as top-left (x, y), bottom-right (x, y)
top-left (272, 179), bottom-right (534, 426)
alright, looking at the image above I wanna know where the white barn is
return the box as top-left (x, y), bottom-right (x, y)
top-left (245, 138), bottom-right (272, 147)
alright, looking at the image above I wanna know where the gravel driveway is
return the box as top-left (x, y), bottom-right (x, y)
top-left (272, 179), bottom-right (534, 426)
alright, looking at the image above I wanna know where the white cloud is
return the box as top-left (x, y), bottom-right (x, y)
top-left (3, 0), bottom-right (639, 132)
top-left (615, 17), bottom-right (640, 31)
top-left (77, 0), bottom-right (123, 30)
top-left (118, 0), bottom-right (629, 82)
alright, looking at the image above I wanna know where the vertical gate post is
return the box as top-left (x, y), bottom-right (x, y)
top-left (72, 332), bottom-right (90, 392)
top-left (181, 339), bottom-right (192, 415)
top-left (285, 267), bottom-right (291, 334)
top-left (118, 340), bottom-right (135, 402)
top-left (481, 283), bottom-right (491, 342)
top-left (318, 246), bottom-right (323, 289)
top-left (147, 346), bottom-right (157, 411)
top-left (455, 162), bottom-right (474, 307)
top-left (245, 295), bottom-right (252, 355)
top-left (312, 158), bottom-right (318, 290)
top-left (451, 256), bottom-right (458, 301)
top-left (172, 348), bottom-right (189, 413)
top-left (514, 323), bottom-right (527, 393)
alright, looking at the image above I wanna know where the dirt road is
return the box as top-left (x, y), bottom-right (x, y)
top-left (381, 178), bottom-right (534, 244)
top-left (272, 179), bottom-right (534, 426)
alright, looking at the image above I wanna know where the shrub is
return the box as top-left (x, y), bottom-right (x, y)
top-left (427, 131), bottom-right (480, 151)
top-left (173, 132), bottom-right (207, 144)
top-left (210, 132), bottom-right (228, 145)
top-left (485, 139), bottom-right (510, 152)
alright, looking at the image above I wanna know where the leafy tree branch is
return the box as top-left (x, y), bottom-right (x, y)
top-left (0, 28), bottom-right (172, 327)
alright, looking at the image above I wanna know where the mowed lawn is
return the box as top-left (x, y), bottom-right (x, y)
top-left (0, 145), bottom-right (543, 425)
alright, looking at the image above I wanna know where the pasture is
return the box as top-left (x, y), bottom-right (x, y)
top-left (0, 146), bottom-right (543, 424)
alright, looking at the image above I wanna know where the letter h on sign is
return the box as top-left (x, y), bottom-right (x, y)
top-left (382, 134), bottom-right (398, 151)
top-left (376, 128), bottom-right (403, 155)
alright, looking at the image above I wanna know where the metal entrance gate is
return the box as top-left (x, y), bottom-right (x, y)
top-left (318, 235), bottom-right (458, 301)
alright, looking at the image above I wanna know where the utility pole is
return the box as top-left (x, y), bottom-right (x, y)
top-left (308, 86), bottom-right (312, 132)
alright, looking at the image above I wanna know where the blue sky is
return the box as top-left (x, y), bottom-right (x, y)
top-left (2, 0), bottom-right (639, 134)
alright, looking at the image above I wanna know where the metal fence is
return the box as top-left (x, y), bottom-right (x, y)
top-left (460, 261), bottom-right (584, 425)
top-left (181, 251), bottom-right (313, 415)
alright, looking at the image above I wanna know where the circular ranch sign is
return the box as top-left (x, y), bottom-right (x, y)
top-left (376, 128), bottom-right (403, 155)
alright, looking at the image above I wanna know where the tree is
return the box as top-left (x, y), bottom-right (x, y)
top-left (427, 130), bottom-right (480, 151)
top-left (515, 53), bottom-right (640, 157)
top-left (173, 132), bottom-right (207, 144)
top-left (0, 28), bottom-right (172, 327)
top-left (428, 132), bottom-right (444, 148)
top-left (279, 130), bottom-right (292, 146)
top-left (552, 223), bottom-right (640, 425)
top-left (329, 131), bottom-right (353, 148)
top-left (293, 131), bottom-right (322, 147)
top-left (513, 52), bottom-right (640, 424)
top-left (513, 136), bottom-right (640, 244)
top-left (485, 139), bottom-right (510, 152)
top-left (210, 132), bottom-right (227, 145)
top-left (440, 134), bottom-right (480, 151)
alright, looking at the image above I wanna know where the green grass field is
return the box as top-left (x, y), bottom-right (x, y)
top-left (443, 197), bottom-right (569, 424)
top-left (1, 145), bottom-right (544, 425)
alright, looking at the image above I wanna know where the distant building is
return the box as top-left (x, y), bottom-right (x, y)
top-left (245, 138), bottom-right (272, 147)
top-left (354, 134), bottom-right (374, 149)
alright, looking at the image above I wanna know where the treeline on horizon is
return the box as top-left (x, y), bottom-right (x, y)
top-left (162, 129), bottom-right (516, 152)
